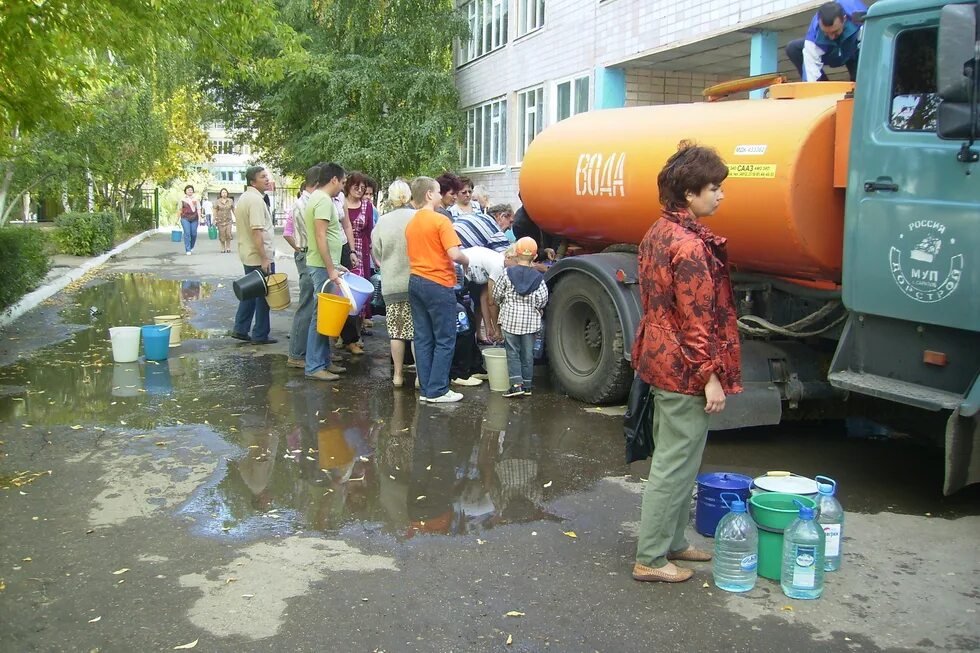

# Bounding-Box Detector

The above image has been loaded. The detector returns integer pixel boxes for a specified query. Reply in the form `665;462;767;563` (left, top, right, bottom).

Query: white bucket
154;315;183;347
109;326;141;363
481;347;509;392
750;471;819;499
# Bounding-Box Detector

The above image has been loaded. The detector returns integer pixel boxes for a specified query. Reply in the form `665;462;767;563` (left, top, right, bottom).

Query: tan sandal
667;547;712;562
632;562;694;583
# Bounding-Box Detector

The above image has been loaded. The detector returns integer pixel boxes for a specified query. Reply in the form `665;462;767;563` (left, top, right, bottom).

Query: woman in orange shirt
631;143;742;584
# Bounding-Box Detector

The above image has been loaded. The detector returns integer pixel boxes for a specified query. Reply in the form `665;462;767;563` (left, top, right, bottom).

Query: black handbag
623;374;654;464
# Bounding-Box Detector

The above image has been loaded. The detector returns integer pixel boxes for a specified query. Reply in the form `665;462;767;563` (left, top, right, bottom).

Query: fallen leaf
225;577;237;584
70;425;83;430
112;568;129;575
506;634;513;646
542;481;552;488
477;539;486;545
702;582;709;588
563;531;578;539
780;605;794;612
173;639;199;650
241;594;255;599
22;557;32;562
505;611;525;617
88;616;102;623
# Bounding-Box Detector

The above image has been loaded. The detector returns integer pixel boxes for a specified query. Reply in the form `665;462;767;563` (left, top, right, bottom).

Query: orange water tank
519;84;851;283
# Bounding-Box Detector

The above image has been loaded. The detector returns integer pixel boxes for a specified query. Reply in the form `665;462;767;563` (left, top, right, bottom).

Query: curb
0;228;162;330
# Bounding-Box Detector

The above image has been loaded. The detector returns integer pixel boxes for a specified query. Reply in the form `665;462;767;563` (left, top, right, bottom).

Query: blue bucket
695;472;753;537
141;324;171;361
144;361;173;395
171;229;182;242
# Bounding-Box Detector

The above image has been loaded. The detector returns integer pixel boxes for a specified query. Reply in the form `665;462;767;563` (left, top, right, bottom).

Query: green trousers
635;387;710;568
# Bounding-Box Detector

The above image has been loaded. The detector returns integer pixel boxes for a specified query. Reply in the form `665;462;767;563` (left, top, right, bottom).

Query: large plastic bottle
815;475;844;572
712;492;758;593
781;501;826;599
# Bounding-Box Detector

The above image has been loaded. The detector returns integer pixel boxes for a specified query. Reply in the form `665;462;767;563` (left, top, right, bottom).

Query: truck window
889;27;939;132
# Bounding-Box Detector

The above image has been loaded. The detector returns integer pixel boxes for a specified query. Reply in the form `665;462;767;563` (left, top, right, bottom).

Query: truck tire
546;272;633;404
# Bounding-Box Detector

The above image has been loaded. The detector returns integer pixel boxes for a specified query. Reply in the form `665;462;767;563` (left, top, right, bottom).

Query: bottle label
822;524;842;557
792;545;817;589
740;554;758;572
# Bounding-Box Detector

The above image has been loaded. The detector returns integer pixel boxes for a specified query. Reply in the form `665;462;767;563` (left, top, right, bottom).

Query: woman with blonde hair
372;179;418;386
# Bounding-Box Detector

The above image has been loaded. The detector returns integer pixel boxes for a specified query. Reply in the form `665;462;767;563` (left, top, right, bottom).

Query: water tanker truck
517;0;980;494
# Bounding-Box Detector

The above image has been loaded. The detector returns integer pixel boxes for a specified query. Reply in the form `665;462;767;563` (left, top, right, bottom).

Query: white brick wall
456;0;823;207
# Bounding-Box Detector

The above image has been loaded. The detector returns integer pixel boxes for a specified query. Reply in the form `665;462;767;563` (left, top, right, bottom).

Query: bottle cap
731;499;746;513
818;483;834;495
798;506;815;520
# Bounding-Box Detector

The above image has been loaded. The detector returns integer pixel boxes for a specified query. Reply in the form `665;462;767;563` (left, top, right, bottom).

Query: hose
737;300;847;338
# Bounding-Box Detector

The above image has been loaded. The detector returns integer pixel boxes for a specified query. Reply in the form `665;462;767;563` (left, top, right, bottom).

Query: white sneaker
452;376;484;387
427;390;463;403
185;251;192;256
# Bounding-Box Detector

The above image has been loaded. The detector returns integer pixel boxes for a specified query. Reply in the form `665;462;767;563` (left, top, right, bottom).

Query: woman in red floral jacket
632;143;742;584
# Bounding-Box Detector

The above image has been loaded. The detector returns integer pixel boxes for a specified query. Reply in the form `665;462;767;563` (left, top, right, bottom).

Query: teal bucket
141;324;171;361
171;229;182;242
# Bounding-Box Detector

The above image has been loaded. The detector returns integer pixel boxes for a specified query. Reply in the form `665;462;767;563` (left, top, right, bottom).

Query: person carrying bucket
231;167;278;345
303;162;350;382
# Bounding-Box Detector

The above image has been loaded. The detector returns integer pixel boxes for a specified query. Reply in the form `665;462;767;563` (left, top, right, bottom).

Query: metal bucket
266;273;291;310
154;315;183;347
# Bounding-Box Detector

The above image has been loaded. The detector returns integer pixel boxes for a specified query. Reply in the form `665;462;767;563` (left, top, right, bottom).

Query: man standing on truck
786;1;866;82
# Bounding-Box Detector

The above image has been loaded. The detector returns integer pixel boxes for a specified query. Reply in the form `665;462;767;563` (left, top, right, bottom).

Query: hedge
54;211;117;256
125;207;155;234
0;227;51;311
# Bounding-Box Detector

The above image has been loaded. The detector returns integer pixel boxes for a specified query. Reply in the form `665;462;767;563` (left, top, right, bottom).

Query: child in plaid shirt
491;237;549;397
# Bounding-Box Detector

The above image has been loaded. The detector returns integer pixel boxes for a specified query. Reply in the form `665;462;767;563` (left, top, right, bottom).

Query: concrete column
594;66;626;109
750;30;778;99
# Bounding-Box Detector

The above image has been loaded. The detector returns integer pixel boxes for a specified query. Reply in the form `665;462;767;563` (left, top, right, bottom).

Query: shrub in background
126;207;155;234
54;212;116;256
0;227;51;310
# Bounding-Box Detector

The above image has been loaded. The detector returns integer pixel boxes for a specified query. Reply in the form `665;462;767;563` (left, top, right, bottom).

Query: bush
126;207;155;234
0;227;51;311
54;211;117;256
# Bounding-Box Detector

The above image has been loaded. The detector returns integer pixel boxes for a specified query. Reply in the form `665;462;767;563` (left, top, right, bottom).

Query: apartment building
454;0;848;207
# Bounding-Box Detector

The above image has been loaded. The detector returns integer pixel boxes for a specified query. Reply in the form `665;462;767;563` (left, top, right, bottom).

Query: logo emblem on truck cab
889;220;963;303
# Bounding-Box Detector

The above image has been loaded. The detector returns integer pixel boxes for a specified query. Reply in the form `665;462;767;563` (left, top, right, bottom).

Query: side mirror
936;3;979;141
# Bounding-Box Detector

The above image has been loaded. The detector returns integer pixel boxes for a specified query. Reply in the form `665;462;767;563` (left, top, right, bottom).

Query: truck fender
544;252;642;360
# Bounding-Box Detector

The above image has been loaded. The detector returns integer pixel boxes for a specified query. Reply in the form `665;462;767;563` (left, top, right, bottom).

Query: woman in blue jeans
179;184;200;255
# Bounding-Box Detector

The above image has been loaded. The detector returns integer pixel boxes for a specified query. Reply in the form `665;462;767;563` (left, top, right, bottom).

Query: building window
555;75;590;122
516;0;544;37
517;86;544;162
460;0;508;65
464;97;507;169
209;139;238;155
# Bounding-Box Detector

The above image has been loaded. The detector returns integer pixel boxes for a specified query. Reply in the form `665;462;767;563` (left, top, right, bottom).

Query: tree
0;0;301;224
217;0;468;185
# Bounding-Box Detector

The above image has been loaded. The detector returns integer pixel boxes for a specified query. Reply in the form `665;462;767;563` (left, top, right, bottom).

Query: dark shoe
503;385;525;398
230;332;250;342
251;338;279;345
632;562;694;583
667;547;712;562
286;357;305;369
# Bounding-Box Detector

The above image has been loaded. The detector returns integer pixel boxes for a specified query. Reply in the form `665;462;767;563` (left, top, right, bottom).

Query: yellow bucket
154;314;183;347
317;292;351;336
266;273;290;311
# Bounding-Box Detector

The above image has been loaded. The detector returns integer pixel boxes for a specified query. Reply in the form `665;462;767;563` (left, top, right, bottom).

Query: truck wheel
546;273;633;404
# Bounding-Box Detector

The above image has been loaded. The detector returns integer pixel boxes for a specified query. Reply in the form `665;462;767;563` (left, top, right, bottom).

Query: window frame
886;26;939;134
463;96;508;171
458;0;509;67
517;85;545;163
516;0;545;38
553;73;591;123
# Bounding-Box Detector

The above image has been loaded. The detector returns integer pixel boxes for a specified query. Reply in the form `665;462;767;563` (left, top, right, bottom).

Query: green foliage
218;0;467;185
0;227;51;310
126;207;155;234
54;212;117;256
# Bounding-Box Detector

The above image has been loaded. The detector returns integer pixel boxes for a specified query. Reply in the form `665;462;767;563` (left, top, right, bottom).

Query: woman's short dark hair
458;176;473;191
364;175;378;193
657;142;728;211
184;184;194;192
219;188;229;197
436;172;461;195
343;171;367;194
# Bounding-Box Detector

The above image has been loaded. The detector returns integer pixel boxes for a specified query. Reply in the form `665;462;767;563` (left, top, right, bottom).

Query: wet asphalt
0;233;978;652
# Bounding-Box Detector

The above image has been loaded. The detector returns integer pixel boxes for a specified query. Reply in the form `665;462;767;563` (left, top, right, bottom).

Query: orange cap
515;236;538;257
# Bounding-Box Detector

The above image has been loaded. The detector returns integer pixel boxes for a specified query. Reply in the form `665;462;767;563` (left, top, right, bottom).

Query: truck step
828;370;963;411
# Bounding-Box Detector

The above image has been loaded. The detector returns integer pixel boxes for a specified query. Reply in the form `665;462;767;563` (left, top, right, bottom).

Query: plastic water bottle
712;492;758;592
816;475;844;572
455;303;469;334
781;501;825;599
